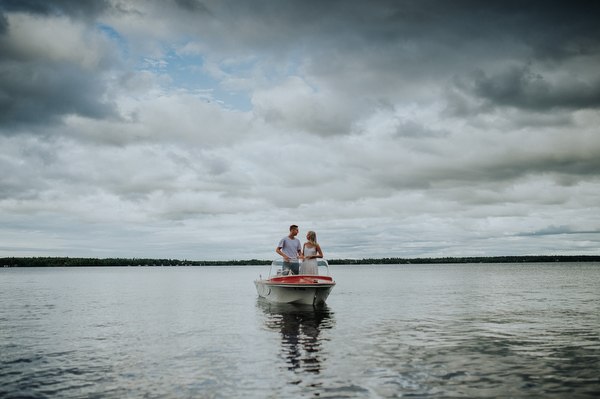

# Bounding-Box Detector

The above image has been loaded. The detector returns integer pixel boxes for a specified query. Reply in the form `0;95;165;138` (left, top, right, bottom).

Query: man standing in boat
276;225;304;274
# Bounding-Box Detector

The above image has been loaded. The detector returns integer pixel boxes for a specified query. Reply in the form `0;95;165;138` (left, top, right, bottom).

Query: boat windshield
269;259;331;278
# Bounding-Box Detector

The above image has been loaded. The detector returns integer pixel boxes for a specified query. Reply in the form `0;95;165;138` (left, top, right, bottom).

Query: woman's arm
315;243;323;258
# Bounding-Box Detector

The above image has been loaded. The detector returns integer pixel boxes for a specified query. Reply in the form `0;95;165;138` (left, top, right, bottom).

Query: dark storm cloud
427;3;591;67
173;0;211;14
0;0;110;20
0;11;7;34
427;148;600;188
518;225;600;237
0;0;121;131
198;0;600;63
394;120;449;139
0;63;119;129
456;66;600;112
372;0;600;61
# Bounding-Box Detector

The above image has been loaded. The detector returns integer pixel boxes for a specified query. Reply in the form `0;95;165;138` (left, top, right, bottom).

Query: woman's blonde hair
307;231;317;245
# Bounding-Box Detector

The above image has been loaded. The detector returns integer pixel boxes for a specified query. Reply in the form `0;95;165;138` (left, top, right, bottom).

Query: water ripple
1;264;599;398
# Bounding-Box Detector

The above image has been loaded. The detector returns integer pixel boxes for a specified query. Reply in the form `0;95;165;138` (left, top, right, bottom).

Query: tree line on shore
2;255;600;267
328;255;600;264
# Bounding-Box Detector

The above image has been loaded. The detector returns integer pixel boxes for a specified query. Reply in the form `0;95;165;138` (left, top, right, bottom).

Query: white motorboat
254;259;336;305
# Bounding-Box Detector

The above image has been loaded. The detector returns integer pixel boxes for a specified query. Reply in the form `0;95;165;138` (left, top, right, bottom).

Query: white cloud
252;76;362;136
1;13;116;70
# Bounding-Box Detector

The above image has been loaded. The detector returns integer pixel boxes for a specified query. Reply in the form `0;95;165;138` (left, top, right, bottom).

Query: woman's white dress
300;246;319;275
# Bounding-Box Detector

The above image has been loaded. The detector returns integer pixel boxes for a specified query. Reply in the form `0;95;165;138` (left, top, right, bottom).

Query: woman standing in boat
300;231;323;275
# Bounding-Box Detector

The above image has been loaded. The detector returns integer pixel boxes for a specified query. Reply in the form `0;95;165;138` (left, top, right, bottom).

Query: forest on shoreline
2;255;600;267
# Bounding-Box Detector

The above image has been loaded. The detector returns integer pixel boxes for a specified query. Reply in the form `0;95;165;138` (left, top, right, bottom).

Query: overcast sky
1;0;599;261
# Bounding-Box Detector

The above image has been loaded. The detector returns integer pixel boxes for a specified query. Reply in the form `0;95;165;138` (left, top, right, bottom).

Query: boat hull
254;275;335;305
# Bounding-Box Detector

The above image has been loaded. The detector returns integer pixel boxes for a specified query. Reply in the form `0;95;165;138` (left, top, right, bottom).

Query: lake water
1;263;599;398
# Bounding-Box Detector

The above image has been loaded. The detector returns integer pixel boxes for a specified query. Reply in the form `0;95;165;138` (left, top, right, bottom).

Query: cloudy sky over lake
1;0;599;261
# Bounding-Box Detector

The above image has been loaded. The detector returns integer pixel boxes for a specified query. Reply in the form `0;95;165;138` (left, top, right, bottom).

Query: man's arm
276;247;290;262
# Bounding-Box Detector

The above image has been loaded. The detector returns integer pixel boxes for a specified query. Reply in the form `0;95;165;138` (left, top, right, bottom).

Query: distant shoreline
2;255;600;267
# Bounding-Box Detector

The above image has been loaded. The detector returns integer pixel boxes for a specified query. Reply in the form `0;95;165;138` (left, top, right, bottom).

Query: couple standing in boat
276;225;323;275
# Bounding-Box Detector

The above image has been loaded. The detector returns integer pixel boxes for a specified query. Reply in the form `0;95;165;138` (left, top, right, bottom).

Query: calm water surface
1;263;599;398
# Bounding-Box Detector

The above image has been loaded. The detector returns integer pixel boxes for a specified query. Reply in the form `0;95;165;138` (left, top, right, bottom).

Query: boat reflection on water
257;299;335;374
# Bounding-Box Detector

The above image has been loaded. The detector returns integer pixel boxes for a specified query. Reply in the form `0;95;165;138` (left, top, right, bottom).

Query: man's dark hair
290;225;298;231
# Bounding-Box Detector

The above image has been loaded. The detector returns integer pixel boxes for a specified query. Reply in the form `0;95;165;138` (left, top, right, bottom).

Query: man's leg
282;261;299;275
289;262;299;275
